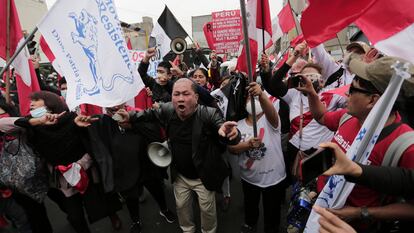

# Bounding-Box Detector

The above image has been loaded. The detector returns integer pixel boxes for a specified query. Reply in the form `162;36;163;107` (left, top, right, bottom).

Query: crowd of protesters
1;29;414;233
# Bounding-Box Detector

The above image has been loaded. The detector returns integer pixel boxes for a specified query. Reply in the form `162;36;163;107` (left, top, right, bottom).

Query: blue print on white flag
38;0;144;110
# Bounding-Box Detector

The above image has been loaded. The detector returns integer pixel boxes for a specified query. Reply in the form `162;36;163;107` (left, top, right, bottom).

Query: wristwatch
360;206;371;220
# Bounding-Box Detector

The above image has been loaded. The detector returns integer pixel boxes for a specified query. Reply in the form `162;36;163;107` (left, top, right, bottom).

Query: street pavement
2;155;288;233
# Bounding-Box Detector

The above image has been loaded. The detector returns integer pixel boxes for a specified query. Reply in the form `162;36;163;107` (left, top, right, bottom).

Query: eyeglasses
301;73;322;82
348;84;376;95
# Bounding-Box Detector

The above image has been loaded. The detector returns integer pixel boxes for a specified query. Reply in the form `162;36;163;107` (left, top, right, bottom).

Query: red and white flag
56;163;89;194
355;0;414;64
0;0;40;115
271;3;296;44
300;0;376;48
236;0;272;74
300;0;414;64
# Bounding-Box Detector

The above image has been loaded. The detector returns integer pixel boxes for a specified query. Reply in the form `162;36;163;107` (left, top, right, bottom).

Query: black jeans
0;197;32;233
122;178;168;222
241;179;284;233
13;192;53;233
64;193;91;233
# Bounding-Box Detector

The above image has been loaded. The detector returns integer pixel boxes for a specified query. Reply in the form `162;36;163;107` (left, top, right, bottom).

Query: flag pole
261;0;266;53
273;45;290;67
240;0;258;137
5;0;11;104
0;27;38;79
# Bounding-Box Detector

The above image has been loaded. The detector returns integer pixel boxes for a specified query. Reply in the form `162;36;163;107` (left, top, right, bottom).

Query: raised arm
261;43;306;98
138;48;157;87
296;76;327;125
311;44;342;82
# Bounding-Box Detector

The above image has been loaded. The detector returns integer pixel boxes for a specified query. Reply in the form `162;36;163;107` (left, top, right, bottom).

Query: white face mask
61;90;67;100
30;106;48;118
246;97;263;116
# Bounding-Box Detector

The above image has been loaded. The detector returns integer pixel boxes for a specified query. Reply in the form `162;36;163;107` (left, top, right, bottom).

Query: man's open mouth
178;105;185;111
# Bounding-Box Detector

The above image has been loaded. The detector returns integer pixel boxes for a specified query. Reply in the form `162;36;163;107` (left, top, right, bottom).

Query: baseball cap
349;55;414;97
346;41;371;54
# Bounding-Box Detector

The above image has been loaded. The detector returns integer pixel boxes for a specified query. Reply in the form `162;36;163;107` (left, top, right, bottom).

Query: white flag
38;0;144;110
304;62;412;232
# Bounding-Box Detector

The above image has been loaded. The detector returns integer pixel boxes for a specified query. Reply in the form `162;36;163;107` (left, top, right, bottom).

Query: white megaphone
147;141;172;167
170;37;187;54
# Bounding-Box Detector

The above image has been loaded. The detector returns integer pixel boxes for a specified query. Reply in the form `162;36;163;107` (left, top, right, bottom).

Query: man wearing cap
298;55;414;232
311;40;377;89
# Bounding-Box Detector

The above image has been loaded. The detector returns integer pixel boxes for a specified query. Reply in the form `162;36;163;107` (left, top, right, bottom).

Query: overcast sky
45;0;283;34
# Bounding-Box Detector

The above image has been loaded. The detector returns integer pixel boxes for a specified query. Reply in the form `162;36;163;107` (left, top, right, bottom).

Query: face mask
246;98;263;116
61;90;67;100
30;106;48;118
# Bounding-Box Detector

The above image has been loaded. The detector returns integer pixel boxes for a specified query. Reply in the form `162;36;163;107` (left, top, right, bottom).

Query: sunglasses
348;84;376;95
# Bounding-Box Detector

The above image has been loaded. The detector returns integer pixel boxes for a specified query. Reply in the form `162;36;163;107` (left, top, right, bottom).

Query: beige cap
349;55;414;97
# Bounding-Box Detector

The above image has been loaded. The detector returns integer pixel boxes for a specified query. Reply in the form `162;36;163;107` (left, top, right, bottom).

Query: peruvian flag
236;0;272;74
0;0;40;115
355;0;414;64
300;0;376;48
271;3;296;45
56;163;89;194
301;0;414;64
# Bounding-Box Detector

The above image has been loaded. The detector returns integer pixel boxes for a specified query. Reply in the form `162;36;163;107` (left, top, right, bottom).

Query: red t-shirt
318;109;414;207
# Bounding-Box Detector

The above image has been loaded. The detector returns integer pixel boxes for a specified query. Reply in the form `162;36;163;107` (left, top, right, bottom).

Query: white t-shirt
281;88;347;150
237;115;286;188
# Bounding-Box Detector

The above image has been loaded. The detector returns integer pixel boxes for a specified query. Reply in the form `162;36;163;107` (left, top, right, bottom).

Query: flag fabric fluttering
150;6;188;59
300;0;376;48
304;63;412;232
0;0;40;115
278;3;296;34
300;0;414;64
236;0;272;74
37;0;144;110
355;0;414;64
270;3;297;49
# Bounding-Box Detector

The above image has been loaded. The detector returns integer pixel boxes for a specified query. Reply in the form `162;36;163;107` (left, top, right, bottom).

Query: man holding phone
298;55;414;232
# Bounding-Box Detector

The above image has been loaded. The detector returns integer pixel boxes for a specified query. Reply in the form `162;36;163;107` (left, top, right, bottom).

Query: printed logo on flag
38;0;144;110
68;5;134;97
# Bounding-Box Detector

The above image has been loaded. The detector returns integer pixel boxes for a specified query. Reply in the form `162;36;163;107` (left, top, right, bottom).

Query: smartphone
300;148;334;185
288;75;304;88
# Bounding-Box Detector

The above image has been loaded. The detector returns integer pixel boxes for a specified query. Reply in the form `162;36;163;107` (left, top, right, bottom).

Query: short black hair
193;68;208;78
158;61;172;74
